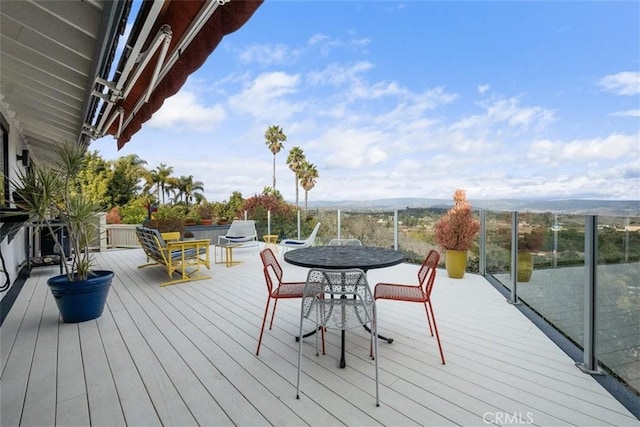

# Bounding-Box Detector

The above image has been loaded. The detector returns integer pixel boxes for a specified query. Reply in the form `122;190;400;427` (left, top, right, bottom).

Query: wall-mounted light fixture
16;149;30;167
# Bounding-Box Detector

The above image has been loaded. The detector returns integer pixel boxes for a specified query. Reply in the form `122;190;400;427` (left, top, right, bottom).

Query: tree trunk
272;154;276;189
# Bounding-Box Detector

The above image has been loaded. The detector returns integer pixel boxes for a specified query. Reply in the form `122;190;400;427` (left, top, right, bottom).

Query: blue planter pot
47;270;113;323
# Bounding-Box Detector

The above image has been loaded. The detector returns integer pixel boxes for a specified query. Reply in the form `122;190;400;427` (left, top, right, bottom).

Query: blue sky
92;1;640;204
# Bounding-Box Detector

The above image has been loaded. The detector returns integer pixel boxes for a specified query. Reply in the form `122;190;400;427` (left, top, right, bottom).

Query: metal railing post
394;210;398;250
508;211;520;305
479;210;486;276
337;209;341;240
577;215;603;375
624;217;630;263
553;213;558;268
297;210;301;240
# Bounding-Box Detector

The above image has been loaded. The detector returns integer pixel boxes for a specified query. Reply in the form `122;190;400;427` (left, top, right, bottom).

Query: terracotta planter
200;219;213;226
445;249;467;279
517;252;534;282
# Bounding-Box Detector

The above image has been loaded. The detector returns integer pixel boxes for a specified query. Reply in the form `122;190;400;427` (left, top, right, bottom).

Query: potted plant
11;141;113;323
184;212;199;226
196;202;215;226
434;189;480;278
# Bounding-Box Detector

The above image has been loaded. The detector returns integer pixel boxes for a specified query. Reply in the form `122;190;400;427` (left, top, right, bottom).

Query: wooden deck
1;245;637;426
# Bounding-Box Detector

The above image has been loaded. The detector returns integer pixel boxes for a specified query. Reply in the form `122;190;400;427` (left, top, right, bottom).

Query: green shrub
119;198;148;224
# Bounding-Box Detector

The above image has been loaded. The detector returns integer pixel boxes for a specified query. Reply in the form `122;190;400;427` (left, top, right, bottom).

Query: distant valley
305;198;640;216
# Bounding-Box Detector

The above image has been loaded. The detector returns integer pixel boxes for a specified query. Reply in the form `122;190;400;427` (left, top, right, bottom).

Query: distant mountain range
305;198;640;216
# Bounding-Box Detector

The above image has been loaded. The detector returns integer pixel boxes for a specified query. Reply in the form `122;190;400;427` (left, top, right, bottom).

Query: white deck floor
1;245;637;426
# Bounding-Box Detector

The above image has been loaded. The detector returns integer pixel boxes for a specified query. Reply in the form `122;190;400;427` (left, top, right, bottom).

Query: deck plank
0;269;51;427
95;295;161;426
56;322;90;426
20;278;58;427
101;263;199;426
79;320;126;426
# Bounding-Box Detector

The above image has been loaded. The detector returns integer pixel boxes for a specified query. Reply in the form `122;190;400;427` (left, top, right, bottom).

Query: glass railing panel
396;208;442;265
486;212;587;347
595;215;640;394
515;213;586;347
252;212;314;243
314;209;397;248
485;210;512;284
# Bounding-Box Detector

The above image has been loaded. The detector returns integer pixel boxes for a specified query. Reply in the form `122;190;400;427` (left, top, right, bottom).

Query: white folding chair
296;268;379;406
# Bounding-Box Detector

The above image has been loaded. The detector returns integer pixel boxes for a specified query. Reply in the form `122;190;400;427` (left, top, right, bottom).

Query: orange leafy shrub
435;189;480;251
106;206;122;224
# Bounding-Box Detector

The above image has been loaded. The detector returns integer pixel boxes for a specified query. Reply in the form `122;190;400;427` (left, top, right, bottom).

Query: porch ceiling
0;0;128;164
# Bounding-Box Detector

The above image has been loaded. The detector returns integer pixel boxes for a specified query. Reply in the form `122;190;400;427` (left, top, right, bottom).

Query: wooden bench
135;226;211;286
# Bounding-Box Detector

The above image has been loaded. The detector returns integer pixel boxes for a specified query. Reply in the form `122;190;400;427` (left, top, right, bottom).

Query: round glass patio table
284;245;405;367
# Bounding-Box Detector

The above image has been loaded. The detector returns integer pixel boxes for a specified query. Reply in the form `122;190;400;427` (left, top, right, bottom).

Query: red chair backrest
260;248;282;293
418;250;440;298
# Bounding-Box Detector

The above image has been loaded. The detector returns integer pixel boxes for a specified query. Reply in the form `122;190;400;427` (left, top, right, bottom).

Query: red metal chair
257;248;324;355
374;249;445;364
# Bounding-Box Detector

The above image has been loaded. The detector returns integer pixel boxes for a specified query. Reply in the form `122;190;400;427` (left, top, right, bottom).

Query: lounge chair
217;220;259;247
279;222;321;253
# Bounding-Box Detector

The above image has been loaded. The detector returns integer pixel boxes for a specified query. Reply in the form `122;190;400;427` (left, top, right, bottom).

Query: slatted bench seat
135;226;211;286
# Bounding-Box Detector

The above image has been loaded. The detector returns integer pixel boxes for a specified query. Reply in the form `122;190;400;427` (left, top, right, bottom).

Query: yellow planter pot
445;249;467;279
517;251;533;282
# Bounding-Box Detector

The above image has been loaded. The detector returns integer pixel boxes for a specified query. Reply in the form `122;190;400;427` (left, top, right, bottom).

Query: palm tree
165;176;180;203
264;125;286;190
178;175;204;208
299;160;318;217
151;163;173;204
286;146;305;210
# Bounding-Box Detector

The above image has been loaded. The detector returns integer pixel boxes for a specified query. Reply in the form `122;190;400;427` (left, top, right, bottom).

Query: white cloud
478;84;490;94
527;133;640;165
228;71;303;121
148;91;226;131
238;43;296;65
599;71;640;95
320;128;388;169
609;109;640;118
307;33;371;57
452;97;555;132
307;61;373;87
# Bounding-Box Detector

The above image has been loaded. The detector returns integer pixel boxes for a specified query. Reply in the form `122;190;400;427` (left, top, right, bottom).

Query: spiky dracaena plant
12;142;102;281
435;189;480;251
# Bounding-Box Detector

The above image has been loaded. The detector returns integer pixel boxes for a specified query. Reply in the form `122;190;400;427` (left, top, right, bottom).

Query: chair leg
423;302;435;336
269;298;279;329
256;297;272;355
372;310;379;407
426;301;446;365
296;301;306;400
